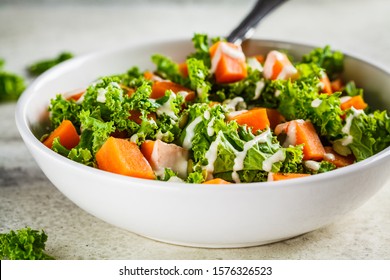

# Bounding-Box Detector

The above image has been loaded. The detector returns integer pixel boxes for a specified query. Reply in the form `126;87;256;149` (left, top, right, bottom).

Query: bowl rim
15;36;390;191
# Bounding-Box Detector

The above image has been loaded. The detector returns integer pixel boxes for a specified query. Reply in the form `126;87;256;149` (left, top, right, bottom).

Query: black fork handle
227;0;289;44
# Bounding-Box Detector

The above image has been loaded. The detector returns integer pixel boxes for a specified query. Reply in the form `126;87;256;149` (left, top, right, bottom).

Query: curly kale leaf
186;57;211;102
343;109;390;161
302;45;344;79
79;110;115;154
186;171;205;183
151;54;188;85
344;81;364;97
278;79;343;139
0;227;54;260
188;33;212;68
212;66;263;103
0;60;26;102
49;94;81;129
27;52;74;76
181;104;302;183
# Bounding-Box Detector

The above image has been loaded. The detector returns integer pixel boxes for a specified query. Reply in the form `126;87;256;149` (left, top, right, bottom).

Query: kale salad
41;34;390;184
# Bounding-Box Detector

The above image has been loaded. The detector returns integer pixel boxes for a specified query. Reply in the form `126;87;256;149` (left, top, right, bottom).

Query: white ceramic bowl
15;38;390;248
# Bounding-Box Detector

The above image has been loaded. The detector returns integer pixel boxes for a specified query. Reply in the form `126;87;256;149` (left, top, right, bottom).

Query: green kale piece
27;52;74;76
151;54;188;85
49;94;81;128
79;110;115;155
0;227;54;260
186;171;205;183
188;33;211;68
51;137;70;156
344;81;364;97
277;78;343;139
302;45;344;79
213;66;263;102
186;57;211;102
342;109;390;161
161;168;179;181
181;103;303;183
0;59;26;102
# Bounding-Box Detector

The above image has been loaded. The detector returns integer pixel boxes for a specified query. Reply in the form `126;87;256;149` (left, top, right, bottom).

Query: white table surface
1;0;390;259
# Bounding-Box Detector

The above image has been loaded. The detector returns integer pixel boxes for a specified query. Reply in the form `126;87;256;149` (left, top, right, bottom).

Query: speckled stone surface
1;0;390;260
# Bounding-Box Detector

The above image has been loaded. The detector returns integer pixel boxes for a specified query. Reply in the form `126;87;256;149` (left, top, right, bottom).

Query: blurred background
2;0;389;77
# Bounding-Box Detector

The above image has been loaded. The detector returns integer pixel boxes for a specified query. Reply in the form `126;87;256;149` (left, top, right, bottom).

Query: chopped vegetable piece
203;178;231;184
254;54;265;64
151;81;195;101
324;146;355;167
43;119;80;149
263;50;298;80
320;72;332;94
340;95;368;111
141;139;188;178
276;120;325;160
229;108;270;132
265;108;285;129
96;137;155;179
331;78;343;92
143;71;156;81
271;172;310;181
140;140;155;163
178;62;188;77
66;90;85;101
209;41;247;83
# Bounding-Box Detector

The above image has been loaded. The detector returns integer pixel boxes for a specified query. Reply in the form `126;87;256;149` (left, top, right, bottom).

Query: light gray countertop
1;0;390;259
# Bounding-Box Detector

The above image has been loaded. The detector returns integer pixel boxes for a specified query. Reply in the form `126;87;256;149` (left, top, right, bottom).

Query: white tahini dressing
247;57;263;72
203;110;211;120
204;131;224;178
304;160;321;171
253;80;265;100
210;42;245;74
324;153;336;161
232;129;272;183
263;50;297;80
129;134;138;143
224;97;245;111
262;149;286;172
227;110;248;119
207;117;216;137
156;93;178;120
341;108;364;146
311;98;322;108
167;176;185;183
282;121;297;147
277;64;297;80
267;172;274;182
96;88;107;103
340;96;352;104
177;90;189;99
182;116;203;149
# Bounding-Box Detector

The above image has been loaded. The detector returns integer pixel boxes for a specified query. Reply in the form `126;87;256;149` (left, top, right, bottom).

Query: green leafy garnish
27;52;74;76
0;59;26;102
0;227;54;260
302;45;344;79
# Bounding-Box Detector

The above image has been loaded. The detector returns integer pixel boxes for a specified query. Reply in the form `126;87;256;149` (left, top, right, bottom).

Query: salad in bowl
40;34;390;184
